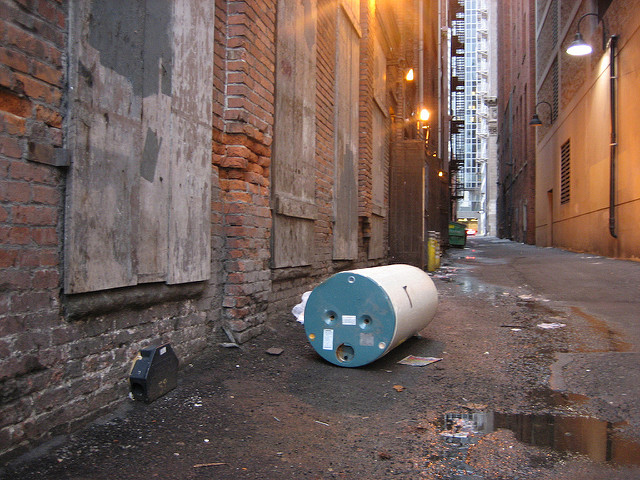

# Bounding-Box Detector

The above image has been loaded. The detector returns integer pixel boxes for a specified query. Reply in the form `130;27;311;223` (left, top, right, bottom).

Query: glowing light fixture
405;68;414;81
419;108;430;121
566;12;608;56
566;31;593;56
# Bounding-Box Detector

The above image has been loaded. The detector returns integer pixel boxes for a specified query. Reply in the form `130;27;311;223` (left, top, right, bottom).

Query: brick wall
1;0;416;461
212;0;275;343
0;0;225;461
496;0;536;244
1;0;67;458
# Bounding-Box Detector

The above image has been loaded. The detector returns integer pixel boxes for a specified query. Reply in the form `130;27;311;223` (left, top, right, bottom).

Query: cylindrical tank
303;264;438;367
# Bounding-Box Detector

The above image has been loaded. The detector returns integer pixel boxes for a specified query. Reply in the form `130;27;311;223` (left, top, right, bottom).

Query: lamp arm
575;12;608;51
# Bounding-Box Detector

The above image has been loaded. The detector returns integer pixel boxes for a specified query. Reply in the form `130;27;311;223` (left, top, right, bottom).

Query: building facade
496;0;537;244
533;0;640;259
0;0;449;460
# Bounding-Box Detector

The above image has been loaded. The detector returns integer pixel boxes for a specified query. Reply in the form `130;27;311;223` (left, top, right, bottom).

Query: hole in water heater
336;344;355;363
324;310;337;325
359;315;372;329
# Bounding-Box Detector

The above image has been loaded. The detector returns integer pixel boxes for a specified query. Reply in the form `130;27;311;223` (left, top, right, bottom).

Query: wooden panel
368;214;385;259
167;0;214;284
372;104;386;211
272;0;317;268
65;0;213;293
333;8;359;260
137;0;173;282
389;141;425;267
64;1;144;293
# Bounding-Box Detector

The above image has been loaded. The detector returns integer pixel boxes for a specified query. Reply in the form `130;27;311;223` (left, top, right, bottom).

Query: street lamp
529;101;553;127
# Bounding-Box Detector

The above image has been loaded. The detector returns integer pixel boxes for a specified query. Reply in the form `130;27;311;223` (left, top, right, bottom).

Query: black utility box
129;343;179;403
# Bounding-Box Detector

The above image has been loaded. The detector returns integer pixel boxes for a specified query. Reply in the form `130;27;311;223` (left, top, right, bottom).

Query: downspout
437;0;442;160
419;0;424;109
609;35;618;238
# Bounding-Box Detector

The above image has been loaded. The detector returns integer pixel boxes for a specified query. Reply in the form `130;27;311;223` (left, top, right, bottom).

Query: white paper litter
537;322;566;329
292;291;311;324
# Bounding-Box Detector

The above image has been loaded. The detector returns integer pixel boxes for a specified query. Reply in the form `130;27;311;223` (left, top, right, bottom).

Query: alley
2;237;639;479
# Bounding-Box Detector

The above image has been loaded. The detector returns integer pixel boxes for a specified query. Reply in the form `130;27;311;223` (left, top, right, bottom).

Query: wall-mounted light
566;12;608;56
419;108;430;122
405;68;414;81
529;101;553;127
565;12;619;238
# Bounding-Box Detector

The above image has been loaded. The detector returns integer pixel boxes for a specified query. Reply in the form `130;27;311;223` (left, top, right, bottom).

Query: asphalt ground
2;237;640;479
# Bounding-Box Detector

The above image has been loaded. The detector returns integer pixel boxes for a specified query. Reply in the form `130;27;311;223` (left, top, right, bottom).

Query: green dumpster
448;222;467;248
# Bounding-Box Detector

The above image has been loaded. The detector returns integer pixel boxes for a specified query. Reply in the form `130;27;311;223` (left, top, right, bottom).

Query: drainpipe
609;35;618;238
419;0;424;110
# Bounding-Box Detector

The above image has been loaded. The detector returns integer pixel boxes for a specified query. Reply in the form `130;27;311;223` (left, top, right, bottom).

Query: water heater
304;264;438;367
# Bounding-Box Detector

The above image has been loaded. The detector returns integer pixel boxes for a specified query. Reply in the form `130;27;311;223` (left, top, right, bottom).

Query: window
560;139;571;204
65;0;214;293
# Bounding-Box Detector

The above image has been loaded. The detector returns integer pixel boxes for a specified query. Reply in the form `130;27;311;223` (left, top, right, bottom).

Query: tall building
450;0;495;234
496;0;536;244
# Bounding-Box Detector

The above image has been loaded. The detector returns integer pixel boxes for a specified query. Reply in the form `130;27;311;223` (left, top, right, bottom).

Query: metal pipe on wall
609;35;618;238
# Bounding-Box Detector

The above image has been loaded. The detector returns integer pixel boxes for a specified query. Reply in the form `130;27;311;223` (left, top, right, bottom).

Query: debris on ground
537;322;566;329
292;291;312;324
265;347;284;356
398;355;443;366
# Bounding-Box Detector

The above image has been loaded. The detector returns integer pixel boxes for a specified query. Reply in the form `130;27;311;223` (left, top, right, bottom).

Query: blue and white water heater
304;264;438;367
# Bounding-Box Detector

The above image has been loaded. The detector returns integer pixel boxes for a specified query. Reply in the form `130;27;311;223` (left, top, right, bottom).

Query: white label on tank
360;333;374;346
323;329;334;350
342;315;357;326
159;346;167;355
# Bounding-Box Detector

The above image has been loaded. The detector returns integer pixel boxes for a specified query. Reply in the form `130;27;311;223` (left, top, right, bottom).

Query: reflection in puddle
456;276;509;302
441;411;640;466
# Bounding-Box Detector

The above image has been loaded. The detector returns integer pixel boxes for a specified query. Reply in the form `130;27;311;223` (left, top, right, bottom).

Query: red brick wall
0;0;416;461
0;0;67;457
0;0;223;461
212;0;275;342
497;0;536;244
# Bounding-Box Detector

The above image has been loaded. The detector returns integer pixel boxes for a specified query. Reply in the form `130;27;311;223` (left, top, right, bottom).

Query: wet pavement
2;237;640;479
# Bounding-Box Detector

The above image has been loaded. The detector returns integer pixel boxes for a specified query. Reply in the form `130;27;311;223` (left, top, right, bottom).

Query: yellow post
427;237;436;272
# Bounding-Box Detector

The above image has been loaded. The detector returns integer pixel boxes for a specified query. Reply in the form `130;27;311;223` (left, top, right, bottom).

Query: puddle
455;276;510;302
439;411;640;466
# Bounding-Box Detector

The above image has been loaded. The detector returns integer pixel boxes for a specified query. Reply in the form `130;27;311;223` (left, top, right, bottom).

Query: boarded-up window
369;37;387;259
64;0;214;293
333;1;360;260
272;0;317;268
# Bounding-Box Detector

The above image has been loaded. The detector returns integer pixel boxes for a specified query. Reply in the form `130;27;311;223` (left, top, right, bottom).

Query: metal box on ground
129;343;179;403
304;264;438;367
